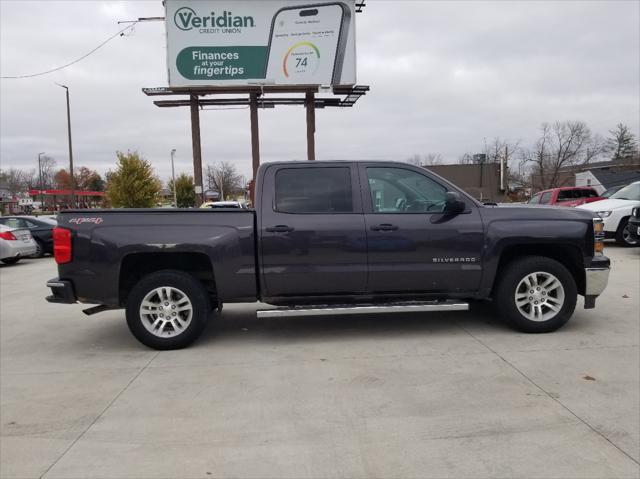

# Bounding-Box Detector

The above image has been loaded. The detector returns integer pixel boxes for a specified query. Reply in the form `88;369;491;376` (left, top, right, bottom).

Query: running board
257;301;468;318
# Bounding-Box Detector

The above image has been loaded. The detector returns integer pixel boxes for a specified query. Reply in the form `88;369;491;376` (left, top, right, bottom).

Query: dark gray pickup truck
47;161;610;349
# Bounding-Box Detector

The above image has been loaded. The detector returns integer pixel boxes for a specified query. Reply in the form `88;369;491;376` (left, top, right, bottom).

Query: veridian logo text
174;7;255;31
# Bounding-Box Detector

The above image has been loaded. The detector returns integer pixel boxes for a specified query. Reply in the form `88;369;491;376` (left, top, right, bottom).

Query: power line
1;22;138;79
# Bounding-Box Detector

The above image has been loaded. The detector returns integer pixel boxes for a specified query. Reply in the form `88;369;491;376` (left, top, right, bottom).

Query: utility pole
38;152;45;210
305;91;316;161
170;149;177;207
56;83;75;207
189;95;204;206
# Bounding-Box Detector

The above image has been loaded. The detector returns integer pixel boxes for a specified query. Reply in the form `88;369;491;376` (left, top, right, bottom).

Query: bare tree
483;137;521;165
0;168;37;195
606;123;639;161
458;138;520;167
39;155;57;188
406;153;443;166
457;153;474;164
528;121;605;190
205;161;242;200
406;154;422;166
423;153;443;165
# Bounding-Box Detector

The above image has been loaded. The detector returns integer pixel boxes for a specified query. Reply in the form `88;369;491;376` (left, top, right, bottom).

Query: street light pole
170;149;177;207
56;83;75;208
38;152;45;210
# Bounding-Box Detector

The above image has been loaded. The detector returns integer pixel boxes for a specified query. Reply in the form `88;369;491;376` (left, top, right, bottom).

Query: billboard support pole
305;91;316;161
249;93;261;180
189;94;204;206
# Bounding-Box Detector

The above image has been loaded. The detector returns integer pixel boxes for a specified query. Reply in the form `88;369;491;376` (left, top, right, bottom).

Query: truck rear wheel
495;256;577;333
126;270;210;350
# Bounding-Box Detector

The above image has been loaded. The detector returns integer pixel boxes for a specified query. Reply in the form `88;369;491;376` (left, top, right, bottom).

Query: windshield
610;183;640;201
603;186;622;198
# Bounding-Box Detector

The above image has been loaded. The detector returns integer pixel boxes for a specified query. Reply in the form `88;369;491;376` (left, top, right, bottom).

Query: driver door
359;164;485;294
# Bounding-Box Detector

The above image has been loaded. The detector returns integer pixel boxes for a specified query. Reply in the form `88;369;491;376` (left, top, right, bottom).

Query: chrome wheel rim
515;272;565;322
139;286;193;338
623;225;637;245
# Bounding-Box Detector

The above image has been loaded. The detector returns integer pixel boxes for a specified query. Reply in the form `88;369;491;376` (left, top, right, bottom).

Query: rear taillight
0;231;17;241
53;227;72;264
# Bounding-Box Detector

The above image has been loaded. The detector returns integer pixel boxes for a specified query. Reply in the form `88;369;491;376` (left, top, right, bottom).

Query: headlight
597;211;612;218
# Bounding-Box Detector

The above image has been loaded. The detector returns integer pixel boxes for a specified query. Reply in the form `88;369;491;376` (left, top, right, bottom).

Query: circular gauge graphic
282;42;320;78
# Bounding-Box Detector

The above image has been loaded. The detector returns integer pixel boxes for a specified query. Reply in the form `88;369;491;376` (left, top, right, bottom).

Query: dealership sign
165;0;357;87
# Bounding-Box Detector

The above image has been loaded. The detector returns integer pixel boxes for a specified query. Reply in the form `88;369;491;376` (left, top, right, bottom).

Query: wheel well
493;244;586;296
617;216;631;232
119;252;216;306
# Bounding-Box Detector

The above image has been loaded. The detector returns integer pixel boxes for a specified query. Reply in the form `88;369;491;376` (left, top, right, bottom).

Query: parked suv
578;181;640;246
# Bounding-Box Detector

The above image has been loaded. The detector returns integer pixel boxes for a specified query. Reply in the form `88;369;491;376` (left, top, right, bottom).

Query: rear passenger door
259;164;367;298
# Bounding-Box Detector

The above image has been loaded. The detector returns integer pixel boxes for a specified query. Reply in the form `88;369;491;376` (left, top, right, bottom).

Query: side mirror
444;191;466;214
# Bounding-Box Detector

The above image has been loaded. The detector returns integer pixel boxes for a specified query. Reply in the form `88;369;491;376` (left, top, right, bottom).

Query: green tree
106;152;161;208
168;173;196;208
607;123;639;161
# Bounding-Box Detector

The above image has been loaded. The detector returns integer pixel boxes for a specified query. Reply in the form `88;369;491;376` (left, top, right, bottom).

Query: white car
578;181;640;247
0;224;38;265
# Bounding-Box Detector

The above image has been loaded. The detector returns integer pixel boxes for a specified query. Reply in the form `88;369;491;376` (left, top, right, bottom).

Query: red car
528;187;605;207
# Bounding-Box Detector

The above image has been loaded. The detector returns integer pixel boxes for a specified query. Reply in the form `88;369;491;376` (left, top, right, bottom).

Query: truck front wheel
495;256;577;333
126;270;210;350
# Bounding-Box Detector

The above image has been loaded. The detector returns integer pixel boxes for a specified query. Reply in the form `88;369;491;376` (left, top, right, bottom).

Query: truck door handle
266;225;295;233
371;224;398;232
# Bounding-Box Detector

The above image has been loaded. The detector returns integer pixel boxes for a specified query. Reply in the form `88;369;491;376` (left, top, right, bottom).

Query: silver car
0;224;37;265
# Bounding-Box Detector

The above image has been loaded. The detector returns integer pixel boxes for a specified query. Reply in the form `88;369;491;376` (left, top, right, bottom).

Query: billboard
165;0;357;87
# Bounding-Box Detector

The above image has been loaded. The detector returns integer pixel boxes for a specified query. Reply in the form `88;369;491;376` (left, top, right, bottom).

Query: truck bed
56;209;257;306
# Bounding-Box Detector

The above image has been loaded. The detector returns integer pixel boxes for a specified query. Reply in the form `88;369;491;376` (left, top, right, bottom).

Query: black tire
1;257;20;265
30;240;45;258
126;270;211;350
494;256;577;333
615;218;638;247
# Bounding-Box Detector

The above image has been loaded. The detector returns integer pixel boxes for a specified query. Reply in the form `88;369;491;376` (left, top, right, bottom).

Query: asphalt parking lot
1;246;639;479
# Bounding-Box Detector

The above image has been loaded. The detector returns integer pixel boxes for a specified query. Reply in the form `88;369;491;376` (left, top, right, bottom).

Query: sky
1;0;639;183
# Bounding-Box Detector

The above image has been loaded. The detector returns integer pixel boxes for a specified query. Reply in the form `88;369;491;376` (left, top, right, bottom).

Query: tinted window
367;167;447;213
275;167;353;213
558;189;598;200
540;191;553;204
528;194;541;204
